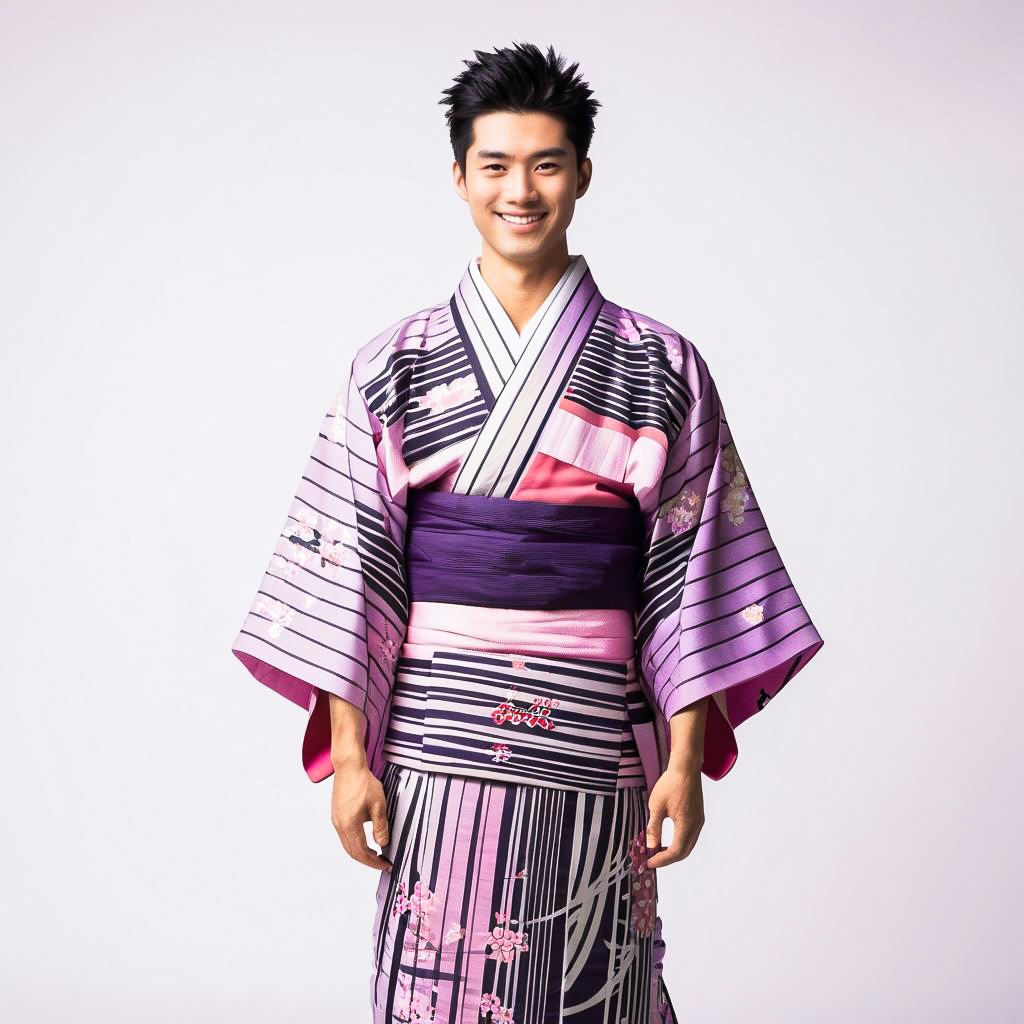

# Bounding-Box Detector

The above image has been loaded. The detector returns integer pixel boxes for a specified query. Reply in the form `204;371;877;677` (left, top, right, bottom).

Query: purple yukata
231;253;824;1023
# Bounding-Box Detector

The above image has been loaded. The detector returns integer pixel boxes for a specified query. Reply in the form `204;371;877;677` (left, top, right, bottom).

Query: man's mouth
496;212;547;224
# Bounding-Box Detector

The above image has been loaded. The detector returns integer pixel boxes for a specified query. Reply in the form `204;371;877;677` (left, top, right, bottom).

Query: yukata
230;253;825;1024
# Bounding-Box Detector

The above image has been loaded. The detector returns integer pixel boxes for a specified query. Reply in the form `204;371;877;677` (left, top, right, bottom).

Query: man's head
440;42;600;266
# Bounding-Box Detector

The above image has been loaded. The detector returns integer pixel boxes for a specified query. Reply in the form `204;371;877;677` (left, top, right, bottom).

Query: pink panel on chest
512;453;636;506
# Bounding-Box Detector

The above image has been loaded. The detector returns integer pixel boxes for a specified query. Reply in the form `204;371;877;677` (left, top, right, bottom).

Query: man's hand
644;762;704;869
330;757;392;871
644;694;709;869
326;691;391;871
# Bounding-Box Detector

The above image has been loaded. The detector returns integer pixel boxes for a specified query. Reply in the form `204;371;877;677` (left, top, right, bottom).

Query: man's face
454;110;592;265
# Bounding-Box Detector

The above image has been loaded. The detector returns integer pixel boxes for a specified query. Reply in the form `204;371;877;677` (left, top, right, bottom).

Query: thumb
370;796;390;848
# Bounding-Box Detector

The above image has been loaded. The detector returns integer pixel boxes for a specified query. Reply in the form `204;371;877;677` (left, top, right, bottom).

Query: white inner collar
468;254;587;356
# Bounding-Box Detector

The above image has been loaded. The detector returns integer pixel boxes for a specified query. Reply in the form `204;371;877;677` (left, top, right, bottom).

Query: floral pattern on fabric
722;441;751;525
268;505;355;585
392;968;437;1022
416;374;480;415
376;619;397;671
373;765;676;1023
741;602;765;625
665;338;683;373
661;489;702;534
393;879;440;962
485;911;530;963
627;831;657;936
479;992;516;1023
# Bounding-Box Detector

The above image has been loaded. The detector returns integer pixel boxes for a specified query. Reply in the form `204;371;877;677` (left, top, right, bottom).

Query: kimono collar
451;254;602;391
447;253;607;496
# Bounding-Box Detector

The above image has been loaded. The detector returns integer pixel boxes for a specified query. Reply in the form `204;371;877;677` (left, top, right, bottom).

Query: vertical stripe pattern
370;763;678;1024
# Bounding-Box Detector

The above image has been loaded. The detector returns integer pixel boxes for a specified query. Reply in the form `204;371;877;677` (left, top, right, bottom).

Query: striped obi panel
382;490;657;795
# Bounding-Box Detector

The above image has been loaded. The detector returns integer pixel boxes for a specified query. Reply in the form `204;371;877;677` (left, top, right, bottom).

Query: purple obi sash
404;490;645;611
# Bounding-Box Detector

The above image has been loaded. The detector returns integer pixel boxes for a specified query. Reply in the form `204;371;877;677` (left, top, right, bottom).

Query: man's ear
576;157;593;199
453;160;469;202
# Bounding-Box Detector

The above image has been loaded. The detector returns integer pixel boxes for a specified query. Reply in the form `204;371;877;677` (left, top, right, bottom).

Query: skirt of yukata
370;642;678;1024
369;761;679;1024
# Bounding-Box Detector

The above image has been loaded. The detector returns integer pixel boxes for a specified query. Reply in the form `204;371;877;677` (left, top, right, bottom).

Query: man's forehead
469;113;572;158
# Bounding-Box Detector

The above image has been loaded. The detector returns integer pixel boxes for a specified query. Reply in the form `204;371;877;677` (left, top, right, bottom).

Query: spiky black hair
439;41;601;175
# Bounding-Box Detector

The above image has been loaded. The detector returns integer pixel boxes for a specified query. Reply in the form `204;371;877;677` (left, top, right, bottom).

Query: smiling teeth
500;213;544;223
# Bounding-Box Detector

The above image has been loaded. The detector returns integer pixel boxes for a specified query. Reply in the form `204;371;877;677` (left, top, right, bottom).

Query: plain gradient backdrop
2;1;1021;1020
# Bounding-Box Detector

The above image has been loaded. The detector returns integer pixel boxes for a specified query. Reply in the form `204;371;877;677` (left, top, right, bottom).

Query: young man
231;41;823;1023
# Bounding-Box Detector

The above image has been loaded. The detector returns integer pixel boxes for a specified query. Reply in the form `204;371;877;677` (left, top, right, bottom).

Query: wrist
330;739;368;772
666;753;703;776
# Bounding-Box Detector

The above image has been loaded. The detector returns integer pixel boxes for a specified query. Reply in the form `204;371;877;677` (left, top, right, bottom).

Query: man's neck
477;245;572;334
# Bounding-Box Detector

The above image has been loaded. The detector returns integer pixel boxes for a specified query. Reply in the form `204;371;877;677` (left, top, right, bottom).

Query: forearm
328;691;369;771
668;695;709;773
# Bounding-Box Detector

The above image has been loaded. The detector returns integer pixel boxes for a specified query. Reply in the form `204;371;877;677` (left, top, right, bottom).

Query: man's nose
504;170;540;204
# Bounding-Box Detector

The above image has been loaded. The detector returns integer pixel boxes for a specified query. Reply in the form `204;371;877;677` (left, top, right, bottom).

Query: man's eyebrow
474;147;569;160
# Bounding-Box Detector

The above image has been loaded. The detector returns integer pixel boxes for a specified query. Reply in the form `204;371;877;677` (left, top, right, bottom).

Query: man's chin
482;234;558;264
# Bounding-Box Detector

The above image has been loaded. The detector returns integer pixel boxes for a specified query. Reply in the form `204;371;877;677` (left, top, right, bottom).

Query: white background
2;1;1021;1020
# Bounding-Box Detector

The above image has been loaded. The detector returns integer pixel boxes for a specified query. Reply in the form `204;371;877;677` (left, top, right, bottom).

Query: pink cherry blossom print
266;551;298;581
255;598;294;640
328;412;348;445
291;508;319;543
663;489;702;534
627;831;657;936
417;374;480;415
480;993;501;1014
479;992;516;1023
486;911;530;963
393;969;437;1022
741;602;765;625
376;620;397;670
722;442;751;525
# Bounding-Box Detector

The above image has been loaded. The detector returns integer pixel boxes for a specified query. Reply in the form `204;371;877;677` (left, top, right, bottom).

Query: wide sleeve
634;345;824;781
230;356;409;783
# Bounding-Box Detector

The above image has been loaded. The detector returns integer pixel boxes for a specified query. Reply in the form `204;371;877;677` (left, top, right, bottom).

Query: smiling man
231;41;824;1023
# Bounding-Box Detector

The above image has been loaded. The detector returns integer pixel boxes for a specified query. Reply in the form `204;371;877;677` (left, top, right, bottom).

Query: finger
647;816;689;869
342;825;392;871
679;816;704;859
370;796;390;848
645;806;665;852
646;839;684;870
646;841;680;869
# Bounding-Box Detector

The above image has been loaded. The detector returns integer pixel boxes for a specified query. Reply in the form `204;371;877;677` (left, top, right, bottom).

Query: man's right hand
330;756;392;871
326;692;392;871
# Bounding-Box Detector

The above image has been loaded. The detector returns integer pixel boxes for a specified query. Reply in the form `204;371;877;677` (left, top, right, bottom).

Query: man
231;41;823;1023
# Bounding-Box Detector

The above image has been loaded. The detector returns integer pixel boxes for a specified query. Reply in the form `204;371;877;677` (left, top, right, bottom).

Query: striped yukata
231;253;825;1023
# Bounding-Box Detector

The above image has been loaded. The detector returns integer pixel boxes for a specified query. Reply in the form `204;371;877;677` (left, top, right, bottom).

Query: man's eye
537;163;559;170
484;164;505;171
